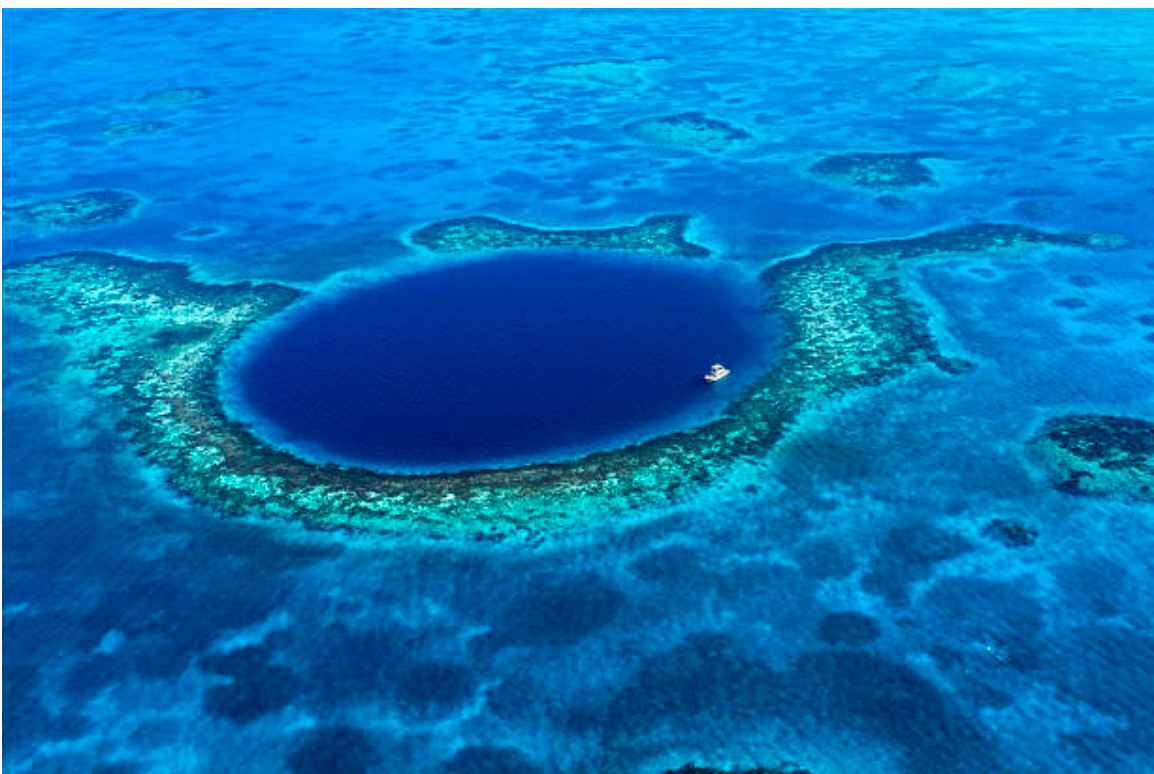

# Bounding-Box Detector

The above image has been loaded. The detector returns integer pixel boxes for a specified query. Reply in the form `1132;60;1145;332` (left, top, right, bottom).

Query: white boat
703;363;731;383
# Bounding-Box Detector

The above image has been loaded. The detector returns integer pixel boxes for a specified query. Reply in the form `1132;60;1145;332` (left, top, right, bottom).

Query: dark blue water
231;251;776;470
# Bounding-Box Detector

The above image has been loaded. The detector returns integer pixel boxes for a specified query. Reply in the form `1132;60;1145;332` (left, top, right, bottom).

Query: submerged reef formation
532;56;670;87
3;221;1125;539
624;112;753;153
808;152;945;190
140;86;214;105
1036;414;1154;500
3;189;140;229
410;214;709;257
981;518;1039;548
887;62;1020;101
102;120;172;140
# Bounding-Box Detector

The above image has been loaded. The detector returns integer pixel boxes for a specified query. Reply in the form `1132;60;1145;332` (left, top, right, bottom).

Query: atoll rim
1;217;1127;540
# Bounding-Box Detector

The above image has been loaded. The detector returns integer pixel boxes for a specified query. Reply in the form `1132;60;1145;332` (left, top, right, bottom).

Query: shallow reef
624;112;753;153
531;56;670;87
102;120;172;140
887;62;1018;100
410;214;709;257
3;189;140;229
808;152;945;190
1036;414;1154;500
981;518;1039;548
139;86;214;105
2;219;1126;539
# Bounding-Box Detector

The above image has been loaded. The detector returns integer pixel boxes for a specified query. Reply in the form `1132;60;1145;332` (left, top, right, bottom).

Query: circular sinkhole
223;250;780;473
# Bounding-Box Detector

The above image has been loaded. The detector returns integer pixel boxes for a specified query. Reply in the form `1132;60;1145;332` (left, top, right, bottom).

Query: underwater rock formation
816;611;882;647
887;61;1019;101
532;56;670;87
102;120;172;140
410;214;709;257
808;151;945;190
2;221;1126;539
1036;414;1154;500
624;112;753;153
4;190;140;229
981;518;1039;548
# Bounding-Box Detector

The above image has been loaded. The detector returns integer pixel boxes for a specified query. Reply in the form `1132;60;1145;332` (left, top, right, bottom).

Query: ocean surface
4;9;1154;774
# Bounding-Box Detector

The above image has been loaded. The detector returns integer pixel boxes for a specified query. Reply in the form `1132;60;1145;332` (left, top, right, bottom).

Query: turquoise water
4;9;1154;774
227;252;776;473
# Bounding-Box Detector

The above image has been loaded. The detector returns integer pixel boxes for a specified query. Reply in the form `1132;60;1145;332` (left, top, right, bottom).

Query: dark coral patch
980;518;1038;548
929;354;976;374
202;665;299;724
92;763;141;774
443;745;540;774
411;214;708;257
300;623;411;708
861;523;971;606
4;190;139;229
286;725;381;774
632;544;716;590
394;660;477;712
1052;297;1090;309
472;573;625;653
603;632;787;742
1136;312;1154;327
789;650;1003;773
624;112;753;153
794;537;857;580
808;151;945;190
816;611;882;647
200;645;301;725
1036;414;1154;500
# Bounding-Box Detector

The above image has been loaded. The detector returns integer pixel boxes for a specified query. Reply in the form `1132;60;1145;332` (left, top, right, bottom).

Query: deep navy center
230;251;778;472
